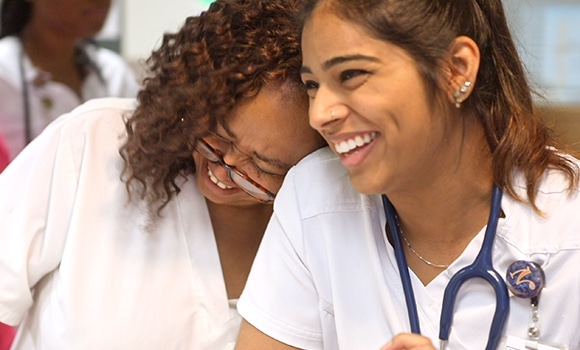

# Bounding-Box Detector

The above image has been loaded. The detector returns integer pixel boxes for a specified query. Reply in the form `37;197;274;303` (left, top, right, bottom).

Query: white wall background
504;0;580;105
99;0;578;104
121;0;212;62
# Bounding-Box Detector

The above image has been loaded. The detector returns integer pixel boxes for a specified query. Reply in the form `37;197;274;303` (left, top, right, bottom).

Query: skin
380;333;436;350
236;6;492;350
20;0;112;97
193;82;324;299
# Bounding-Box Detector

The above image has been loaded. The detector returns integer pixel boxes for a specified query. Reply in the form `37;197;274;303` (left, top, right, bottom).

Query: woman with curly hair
0;0;325;348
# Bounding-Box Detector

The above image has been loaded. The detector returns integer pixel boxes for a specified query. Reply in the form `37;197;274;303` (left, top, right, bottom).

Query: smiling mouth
207;166;233;190
333;132;377;155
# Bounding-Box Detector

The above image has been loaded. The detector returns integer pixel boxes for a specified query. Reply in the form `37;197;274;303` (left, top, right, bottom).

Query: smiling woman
0;0;325;349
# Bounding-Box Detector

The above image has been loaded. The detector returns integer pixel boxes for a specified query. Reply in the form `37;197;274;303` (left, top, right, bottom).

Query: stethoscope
381;185;509;350
18;38;105;144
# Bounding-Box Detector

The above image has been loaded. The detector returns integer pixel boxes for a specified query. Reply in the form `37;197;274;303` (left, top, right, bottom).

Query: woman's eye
248;161;284;178
340;69;367;82
303;80;319;97
256;165;283;177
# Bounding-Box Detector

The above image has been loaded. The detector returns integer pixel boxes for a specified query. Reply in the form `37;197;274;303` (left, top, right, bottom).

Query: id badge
502;335;568;350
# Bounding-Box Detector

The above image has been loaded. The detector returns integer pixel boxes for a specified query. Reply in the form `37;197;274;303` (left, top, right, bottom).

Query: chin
206;195;267;208
349;174;382;196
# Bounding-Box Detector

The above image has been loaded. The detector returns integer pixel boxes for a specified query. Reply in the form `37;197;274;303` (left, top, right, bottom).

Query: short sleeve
237;172;324;350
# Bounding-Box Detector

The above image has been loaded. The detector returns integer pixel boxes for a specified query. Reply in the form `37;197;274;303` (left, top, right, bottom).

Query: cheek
192;153;204;172
264;177;285;194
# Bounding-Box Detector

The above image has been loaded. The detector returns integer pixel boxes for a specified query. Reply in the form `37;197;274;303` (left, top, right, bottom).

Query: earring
454;81;472;108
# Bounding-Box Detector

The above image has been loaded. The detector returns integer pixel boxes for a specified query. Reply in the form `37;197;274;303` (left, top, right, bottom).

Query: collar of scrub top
381;184;509;350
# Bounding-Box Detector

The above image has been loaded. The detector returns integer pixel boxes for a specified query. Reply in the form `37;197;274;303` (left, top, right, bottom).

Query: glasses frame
195;139;276;203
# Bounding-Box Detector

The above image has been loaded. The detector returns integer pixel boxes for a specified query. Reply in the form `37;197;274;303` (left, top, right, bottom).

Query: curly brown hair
120;0;306;215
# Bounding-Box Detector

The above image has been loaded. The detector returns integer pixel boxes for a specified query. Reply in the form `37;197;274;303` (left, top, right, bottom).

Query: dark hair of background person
299;0;579;213
0;0;32;38
120;0;306;214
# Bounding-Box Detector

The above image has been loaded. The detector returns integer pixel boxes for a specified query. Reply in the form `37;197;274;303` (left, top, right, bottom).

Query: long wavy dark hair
0;0;32;38
300;0;579;212
120;0;305;214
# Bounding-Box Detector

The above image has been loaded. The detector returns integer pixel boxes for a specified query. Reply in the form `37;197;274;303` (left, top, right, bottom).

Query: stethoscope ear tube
382;194;422;334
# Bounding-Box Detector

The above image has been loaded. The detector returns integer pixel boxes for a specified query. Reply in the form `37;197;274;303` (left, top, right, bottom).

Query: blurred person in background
0;0;140;160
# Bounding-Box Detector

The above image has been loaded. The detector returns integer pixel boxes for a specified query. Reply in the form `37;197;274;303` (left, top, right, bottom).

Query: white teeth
334;132;376;154
207;166;233;189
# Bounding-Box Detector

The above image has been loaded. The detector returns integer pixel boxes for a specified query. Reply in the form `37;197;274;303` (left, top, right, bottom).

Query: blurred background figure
0;0;140;160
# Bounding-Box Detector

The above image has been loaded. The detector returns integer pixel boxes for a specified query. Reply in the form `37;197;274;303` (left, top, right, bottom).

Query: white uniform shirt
0;36;140;160
238;147;580;349
0;98;240;350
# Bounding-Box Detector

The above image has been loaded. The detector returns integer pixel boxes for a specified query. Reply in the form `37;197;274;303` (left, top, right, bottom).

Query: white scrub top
238;147;580;349
0;36;140;160
0;98;240;350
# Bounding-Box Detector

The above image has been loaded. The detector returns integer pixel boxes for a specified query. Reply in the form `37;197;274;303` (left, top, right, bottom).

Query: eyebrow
300;54;381;74
221;123;293;172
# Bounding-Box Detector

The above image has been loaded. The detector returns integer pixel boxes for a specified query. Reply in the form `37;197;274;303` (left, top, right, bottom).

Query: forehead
301;9;385;66
225;84;307;139
222;83;318;165
302;12;421;83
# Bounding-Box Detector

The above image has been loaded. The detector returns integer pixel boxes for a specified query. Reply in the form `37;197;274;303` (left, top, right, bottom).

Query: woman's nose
309;85;345;131
220;148;239;169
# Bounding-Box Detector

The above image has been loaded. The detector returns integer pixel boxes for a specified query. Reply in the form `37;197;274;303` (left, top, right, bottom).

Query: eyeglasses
195;139;276;203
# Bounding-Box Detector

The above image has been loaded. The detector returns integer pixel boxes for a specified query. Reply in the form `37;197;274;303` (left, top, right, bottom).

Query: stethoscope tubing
438;185;509;350
382;194;422;334
18;43;32;143
382;185;509;349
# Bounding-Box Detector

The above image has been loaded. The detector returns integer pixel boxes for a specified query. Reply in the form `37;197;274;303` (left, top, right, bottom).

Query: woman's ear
444;36;480;108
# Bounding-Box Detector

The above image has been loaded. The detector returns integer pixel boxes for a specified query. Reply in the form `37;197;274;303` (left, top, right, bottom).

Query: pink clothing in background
0;322;16;350
0;133;9;172
0;135;12;350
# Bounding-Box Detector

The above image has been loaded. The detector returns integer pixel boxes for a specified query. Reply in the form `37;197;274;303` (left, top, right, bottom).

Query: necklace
400;231;450;269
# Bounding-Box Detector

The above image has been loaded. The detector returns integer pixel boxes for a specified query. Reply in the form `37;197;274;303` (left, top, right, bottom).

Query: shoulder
67;96;137;115
503;156;580;252
0;36;21;85
39;97;137;151
85;44;140;96
0;36;19;58
530;154;580;216
85;44;138;81
274;147;378;221
87;44;132;69
3;97;138;195
54;97;136;127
